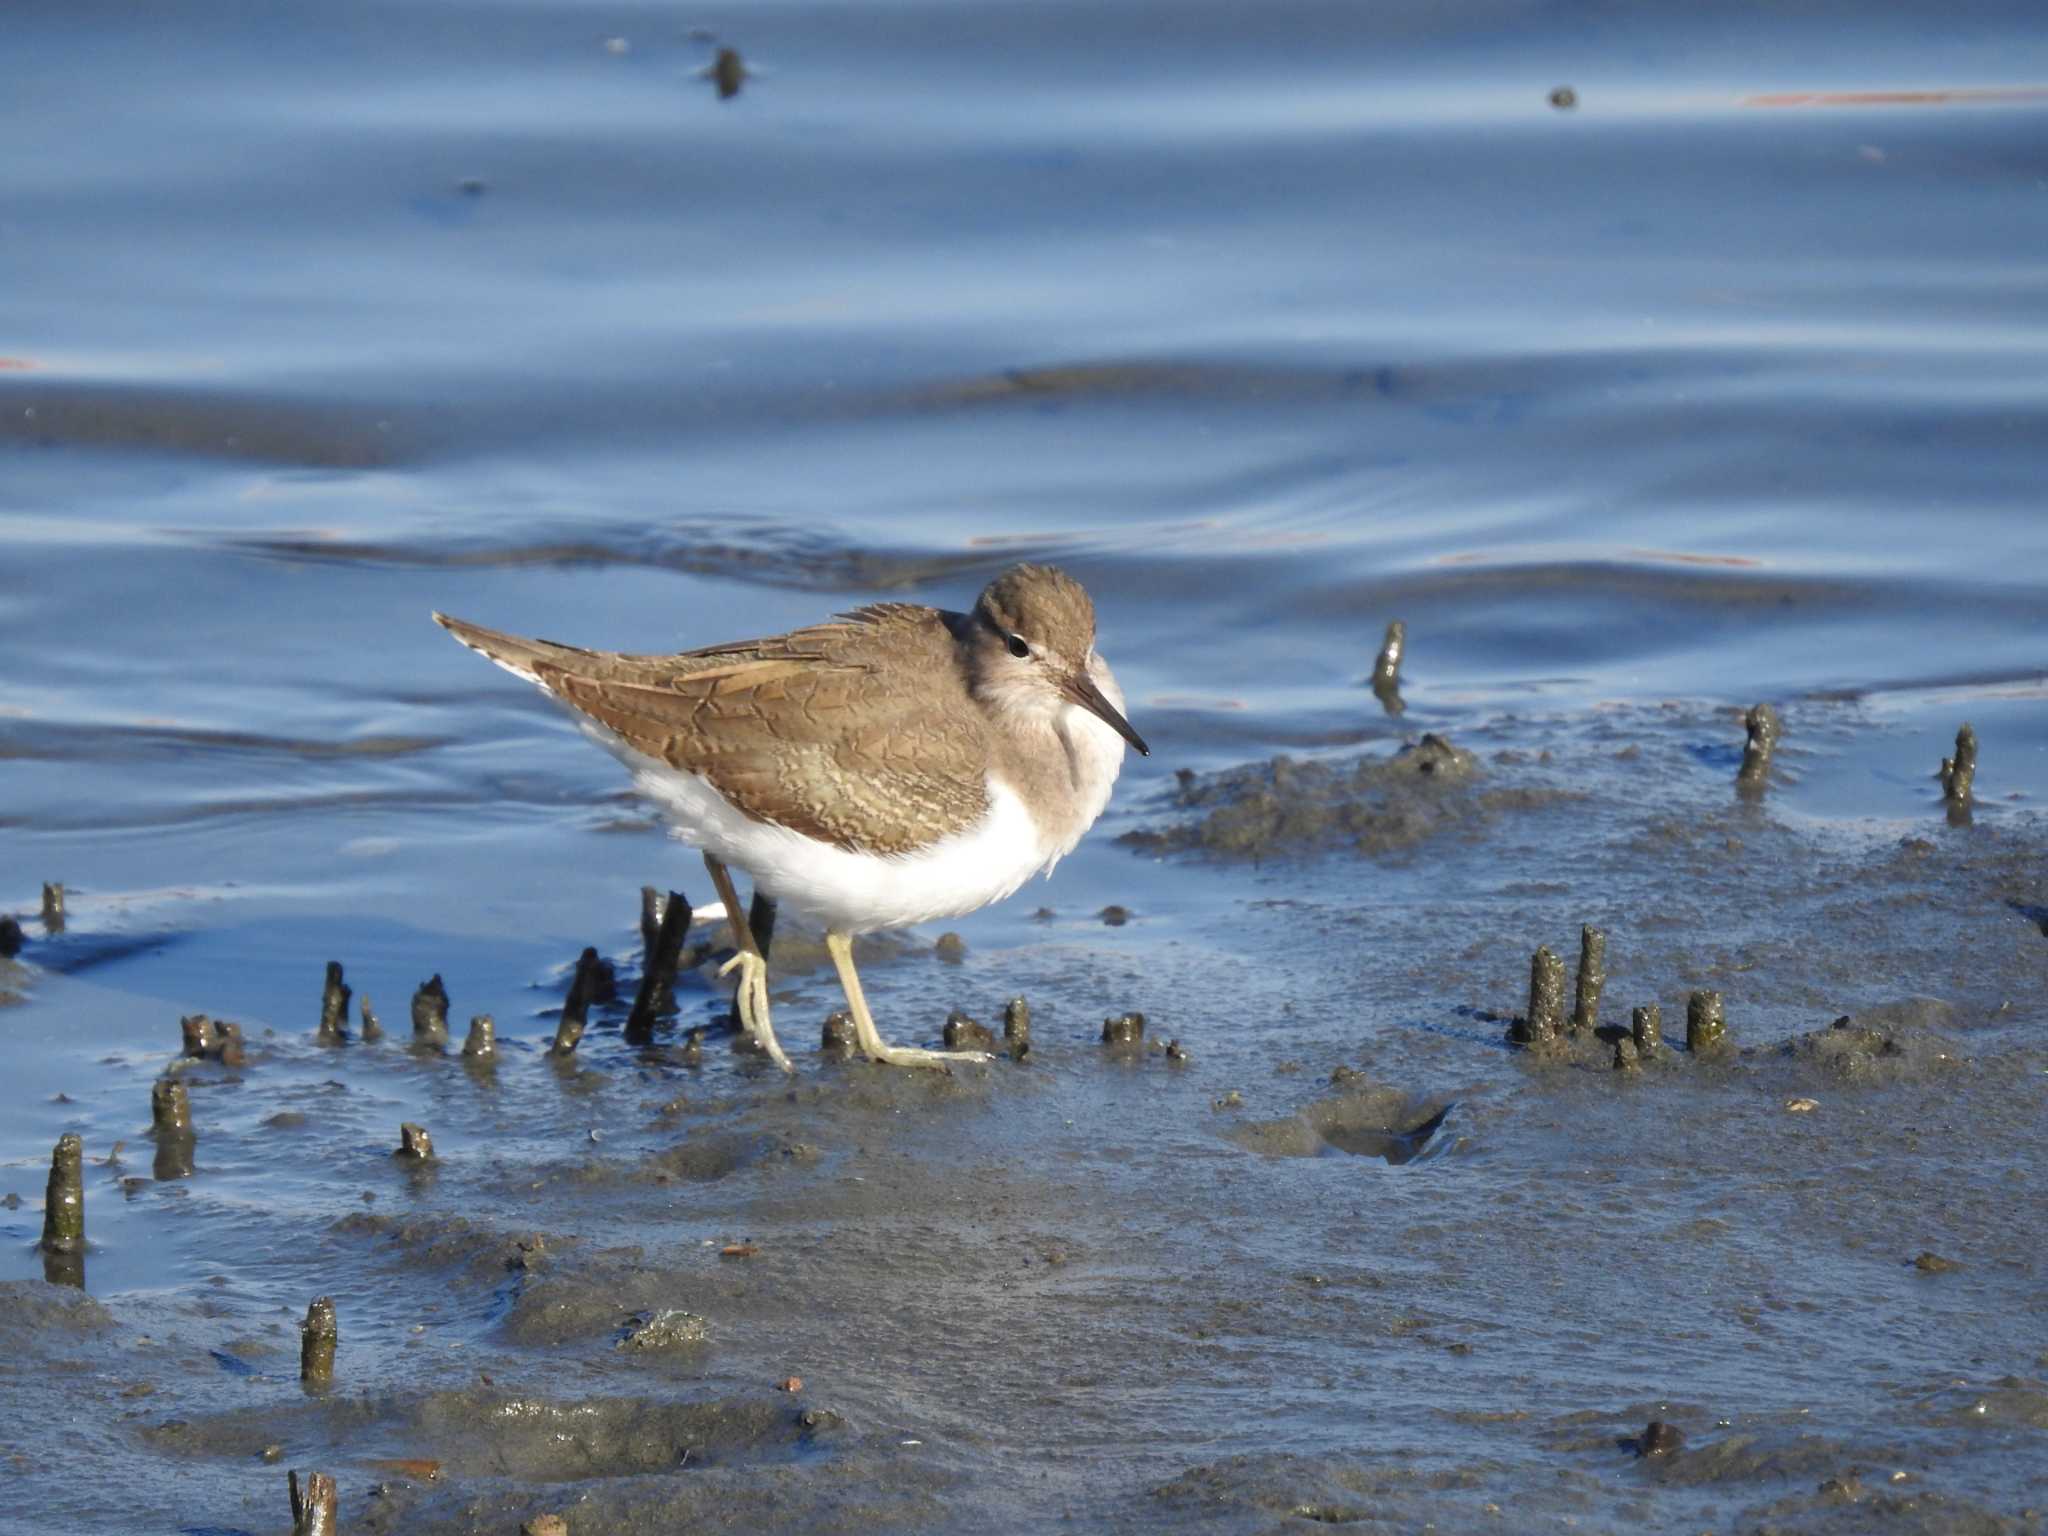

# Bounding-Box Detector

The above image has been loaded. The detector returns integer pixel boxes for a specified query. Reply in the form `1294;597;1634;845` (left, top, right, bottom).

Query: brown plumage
434;600;997;856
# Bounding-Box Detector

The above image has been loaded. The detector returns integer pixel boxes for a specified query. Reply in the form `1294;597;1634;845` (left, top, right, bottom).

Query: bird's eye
1006;633;1031;660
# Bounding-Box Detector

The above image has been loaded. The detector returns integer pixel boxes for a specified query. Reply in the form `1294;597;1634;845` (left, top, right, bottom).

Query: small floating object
1786;1097;1819;1113
1549;85;1578;110
705;45;748;99
721;1242;759;1259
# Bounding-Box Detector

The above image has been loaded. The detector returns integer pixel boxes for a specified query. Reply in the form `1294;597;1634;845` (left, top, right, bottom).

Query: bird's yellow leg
824;930;991;1069
703;854;792;1073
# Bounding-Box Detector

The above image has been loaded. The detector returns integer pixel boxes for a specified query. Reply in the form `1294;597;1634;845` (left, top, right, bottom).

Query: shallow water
4;0;2047;1531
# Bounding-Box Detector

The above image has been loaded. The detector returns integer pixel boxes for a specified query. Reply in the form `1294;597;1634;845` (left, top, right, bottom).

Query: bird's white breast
607;730;1051;934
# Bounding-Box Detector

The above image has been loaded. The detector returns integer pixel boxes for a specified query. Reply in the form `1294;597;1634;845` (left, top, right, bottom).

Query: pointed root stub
1631;1003;1663;1056
40;1133;85;1254
1101;1012;1146;1047
1613;1036;1641;1072
300;1296;338;1385
462;1014;496;1060
151;1077;192;1136
1512;946;1566;1046
358;995;382;1043
1938;722;1978;804
1569;926;1607;1034
395;1122;435;1160
1686;991;1728;1055
1737;703;1781;790
943;1010;997;1052
554;946;610;1055
627;889;692;1041
317;961;351;1044
41;882;65;933
411;974;450;1047
821;1011;856;1054
1371;620;1406;715
289;1469;339;1536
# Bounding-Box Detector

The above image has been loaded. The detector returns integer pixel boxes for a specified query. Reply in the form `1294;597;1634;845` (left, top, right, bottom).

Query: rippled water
4;1;2047;1531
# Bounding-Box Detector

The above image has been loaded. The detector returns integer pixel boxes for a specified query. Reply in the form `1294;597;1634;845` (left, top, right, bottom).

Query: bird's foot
868;1044;994;1070
717;950;793;1073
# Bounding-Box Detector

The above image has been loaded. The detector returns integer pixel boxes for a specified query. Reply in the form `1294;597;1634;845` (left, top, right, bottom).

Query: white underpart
608;731;1051;933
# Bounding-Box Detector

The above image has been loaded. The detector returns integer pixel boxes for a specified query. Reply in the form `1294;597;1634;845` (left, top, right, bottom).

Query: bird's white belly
609;737;1052;934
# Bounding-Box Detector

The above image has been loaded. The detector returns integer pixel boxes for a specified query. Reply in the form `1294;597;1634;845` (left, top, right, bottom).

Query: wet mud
3;696;2047;1534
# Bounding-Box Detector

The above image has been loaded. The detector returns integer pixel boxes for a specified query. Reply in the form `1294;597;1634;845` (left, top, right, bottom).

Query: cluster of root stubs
1938;722;1978;812
626;887;692;1044
1099;1008;1185;1060
1737;702;1780;792
181;1012;247;1065
1371;618;1406;716
1508;927;1732;1066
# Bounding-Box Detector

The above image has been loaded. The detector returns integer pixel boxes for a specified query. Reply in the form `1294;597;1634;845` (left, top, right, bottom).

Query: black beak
1065;672;1149;756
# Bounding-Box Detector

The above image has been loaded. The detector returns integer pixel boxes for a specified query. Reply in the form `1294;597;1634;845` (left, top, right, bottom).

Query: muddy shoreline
5;698;2045;1533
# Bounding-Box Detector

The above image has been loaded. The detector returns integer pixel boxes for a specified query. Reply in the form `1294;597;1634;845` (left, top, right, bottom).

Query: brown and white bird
433;563;1146;1070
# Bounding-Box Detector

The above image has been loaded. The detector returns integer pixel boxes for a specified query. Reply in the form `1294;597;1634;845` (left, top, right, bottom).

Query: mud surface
4;695;2046;1533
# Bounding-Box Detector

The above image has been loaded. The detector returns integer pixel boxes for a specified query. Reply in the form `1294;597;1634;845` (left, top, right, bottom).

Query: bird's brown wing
434;604;992;855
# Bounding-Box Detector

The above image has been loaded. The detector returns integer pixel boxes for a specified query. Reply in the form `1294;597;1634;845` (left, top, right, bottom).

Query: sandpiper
434;563;1147;1070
